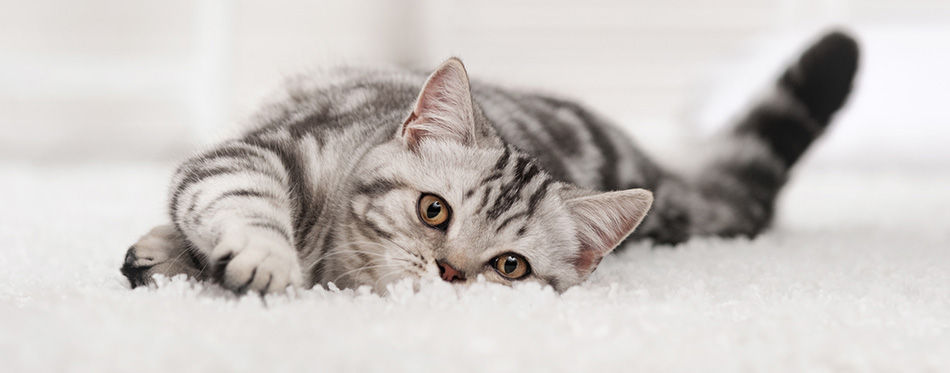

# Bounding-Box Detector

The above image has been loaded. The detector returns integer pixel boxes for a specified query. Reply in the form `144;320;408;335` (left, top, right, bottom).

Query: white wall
0;0;947;165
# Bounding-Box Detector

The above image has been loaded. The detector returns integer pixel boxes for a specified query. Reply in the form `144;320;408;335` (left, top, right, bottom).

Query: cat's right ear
400;57;478;150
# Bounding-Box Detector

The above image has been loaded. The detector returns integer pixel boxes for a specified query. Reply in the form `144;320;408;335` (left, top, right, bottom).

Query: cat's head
339;58;653;293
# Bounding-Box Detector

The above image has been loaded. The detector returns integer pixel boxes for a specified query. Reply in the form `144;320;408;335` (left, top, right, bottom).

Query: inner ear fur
401;57;477;149
566;188;653;275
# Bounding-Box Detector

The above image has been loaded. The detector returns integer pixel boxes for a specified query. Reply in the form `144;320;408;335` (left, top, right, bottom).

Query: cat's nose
436;260;464;282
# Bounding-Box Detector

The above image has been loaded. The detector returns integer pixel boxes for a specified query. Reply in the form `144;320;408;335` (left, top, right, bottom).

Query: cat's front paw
210;232;303;294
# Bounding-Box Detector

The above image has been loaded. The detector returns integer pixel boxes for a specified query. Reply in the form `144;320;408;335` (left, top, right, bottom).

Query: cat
121;31;859;295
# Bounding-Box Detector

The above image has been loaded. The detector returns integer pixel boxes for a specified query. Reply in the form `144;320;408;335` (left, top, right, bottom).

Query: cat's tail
636;30;859;244
735;30;859;168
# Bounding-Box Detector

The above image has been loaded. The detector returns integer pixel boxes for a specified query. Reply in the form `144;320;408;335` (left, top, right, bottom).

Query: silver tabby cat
121;31;859;294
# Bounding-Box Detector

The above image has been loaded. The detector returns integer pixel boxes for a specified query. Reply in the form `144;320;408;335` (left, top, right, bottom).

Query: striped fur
121;31;859;294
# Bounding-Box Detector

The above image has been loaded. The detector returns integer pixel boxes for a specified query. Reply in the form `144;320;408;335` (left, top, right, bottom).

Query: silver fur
121;31;859;294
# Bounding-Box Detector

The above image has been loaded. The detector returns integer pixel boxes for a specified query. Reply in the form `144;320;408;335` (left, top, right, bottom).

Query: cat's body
122;31;859;294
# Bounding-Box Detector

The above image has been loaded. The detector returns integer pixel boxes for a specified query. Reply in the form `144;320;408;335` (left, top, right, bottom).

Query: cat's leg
169;138;305;294
121;224;208;288
634;31;859;244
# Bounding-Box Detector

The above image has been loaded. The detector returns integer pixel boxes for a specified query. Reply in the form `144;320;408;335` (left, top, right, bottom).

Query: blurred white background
1;0;948;167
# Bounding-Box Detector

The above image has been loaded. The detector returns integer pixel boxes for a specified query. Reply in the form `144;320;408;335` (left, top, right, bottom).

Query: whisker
373;268;414;293
345;254;412;286
304;240;420;275
302;243;388;272
162;244;191;278
376;236;420;259
303;248;413;278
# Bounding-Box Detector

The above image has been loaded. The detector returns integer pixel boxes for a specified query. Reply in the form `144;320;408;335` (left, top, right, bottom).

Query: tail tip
782;29;861;124
802;30;860;78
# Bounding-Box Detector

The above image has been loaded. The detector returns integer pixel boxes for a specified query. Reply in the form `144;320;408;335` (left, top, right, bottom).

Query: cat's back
246;66;426;138
248;65;651;191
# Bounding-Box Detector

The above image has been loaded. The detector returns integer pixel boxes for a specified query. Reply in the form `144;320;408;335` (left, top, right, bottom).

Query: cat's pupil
503;256;518;273
426;202;441;219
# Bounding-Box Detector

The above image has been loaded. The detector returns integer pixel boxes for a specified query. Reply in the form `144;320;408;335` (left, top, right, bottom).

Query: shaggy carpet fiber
1;162;948;372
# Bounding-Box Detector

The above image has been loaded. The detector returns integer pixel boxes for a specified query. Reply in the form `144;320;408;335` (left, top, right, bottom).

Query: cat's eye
490;253;530;279
418;194;450;229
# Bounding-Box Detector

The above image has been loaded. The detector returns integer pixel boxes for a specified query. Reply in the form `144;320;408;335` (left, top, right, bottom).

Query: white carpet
1;162;948;372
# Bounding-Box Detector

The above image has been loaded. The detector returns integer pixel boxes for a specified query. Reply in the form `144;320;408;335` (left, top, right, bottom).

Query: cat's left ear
401;57;478;150
566;188;653;276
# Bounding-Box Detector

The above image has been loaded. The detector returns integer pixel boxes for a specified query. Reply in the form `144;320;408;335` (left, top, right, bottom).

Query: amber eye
491;253;530;279
418;194;450;229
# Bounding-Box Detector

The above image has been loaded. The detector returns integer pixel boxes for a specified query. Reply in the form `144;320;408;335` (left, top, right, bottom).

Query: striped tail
701;30;859;235
735;30;860;168
636;30;860;245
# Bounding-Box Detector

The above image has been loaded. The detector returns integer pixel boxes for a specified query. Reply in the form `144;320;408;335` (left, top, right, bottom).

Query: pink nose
437;260;464;282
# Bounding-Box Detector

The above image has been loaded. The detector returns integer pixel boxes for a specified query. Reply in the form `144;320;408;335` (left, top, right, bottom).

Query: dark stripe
189;144;272;170
187;166;239;187
192;188;285;227
171;166;231;220
242;137;323;249
528;99;583;157
481;172;503;184
486;157;540;220
496;94;574;181
520;163;539;185
534;97;621;190
184;190;203;223
169;143;279;221
485;186;514;220
220;189;279;200
576;112;620;190
177;166;282;220
477;186;493;214
207;156;287;182
513;157;530;179
495;212;527;233
494;177;552;233
479;147;512;184
361;217;394;240
355;178;407;197
526;178;554;216
494;147;511;171
735;106;819;167
247;220;293;245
